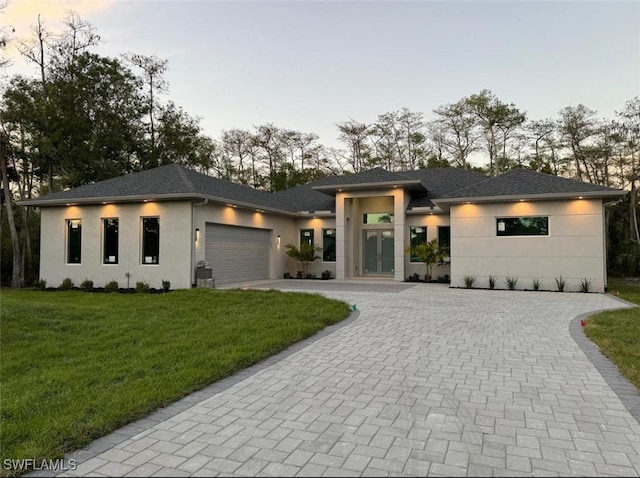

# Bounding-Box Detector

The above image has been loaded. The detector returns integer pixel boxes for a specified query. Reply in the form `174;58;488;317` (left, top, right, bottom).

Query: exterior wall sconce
195;228;200;243
277;235;281;248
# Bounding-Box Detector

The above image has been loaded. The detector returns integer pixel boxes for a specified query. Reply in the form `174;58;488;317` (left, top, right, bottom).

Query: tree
124;53;168;169
558;104;599;182
405;238;448;282
336;119;371;173
284;242;322;278
431;100;479;169
466;89;526;175
0;128;23;287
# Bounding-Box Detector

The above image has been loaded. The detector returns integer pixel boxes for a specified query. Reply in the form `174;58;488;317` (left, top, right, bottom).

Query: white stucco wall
404;214;451;280
193;203;296;282
450;199;607;292
40;201;193;289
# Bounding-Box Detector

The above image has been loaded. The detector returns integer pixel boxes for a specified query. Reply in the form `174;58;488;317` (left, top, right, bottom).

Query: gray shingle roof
23;164;623;213
438;168;624;201
22;164;296;213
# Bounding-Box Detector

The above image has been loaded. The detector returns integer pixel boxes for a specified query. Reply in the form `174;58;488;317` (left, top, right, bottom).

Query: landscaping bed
0;289;350;476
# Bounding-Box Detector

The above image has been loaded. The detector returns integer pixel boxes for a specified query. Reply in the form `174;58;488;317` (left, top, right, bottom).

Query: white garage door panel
205;223;270;284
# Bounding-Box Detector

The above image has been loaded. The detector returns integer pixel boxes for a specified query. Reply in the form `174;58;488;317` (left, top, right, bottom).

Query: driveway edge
569;304;640;427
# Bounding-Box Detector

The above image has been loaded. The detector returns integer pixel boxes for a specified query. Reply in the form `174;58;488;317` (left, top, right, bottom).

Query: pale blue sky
7;0;640;147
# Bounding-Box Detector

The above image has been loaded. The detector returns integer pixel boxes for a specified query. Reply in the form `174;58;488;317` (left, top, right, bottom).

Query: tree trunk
1;144;24;288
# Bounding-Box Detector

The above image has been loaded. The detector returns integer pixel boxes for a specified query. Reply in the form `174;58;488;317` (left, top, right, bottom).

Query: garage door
205;223;271;284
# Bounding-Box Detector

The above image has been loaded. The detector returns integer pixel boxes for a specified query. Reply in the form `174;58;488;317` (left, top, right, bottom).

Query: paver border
30;306;360;477
569;295;640;426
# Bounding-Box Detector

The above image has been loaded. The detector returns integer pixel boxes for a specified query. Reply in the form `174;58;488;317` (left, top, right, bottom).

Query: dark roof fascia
20;193;300;217
434;189;627;206
312;179;425;195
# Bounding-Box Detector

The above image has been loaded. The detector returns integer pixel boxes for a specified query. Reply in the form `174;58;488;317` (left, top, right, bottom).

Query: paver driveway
60;282;640;477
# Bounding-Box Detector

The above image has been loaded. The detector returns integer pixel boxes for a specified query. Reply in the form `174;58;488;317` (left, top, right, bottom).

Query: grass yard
584;278;640;390
0;288;350;475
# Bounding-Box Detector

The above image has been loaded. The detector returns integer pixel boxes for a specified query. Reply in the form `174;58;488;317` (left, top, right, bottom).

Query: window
496;216;549;236
103;218;119;264
363;213;394;224
438;226;451;254
322;229;336;262
67;219;82;264
409;226;427;262
142;217;160;264
300;229;314;246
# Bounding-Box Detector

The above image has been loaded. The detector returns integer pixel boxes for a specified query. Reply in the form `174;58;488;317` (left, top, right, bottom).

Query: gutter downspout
191;199;209;286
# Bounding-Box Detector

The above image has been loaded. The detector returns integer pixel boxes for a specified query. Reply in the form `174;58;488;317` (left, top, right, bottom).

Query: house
22;165;626;292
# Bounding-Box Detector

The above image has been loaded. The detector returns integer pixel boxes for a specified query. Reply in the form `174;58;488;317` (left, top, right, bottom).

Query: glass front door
363;230;394;274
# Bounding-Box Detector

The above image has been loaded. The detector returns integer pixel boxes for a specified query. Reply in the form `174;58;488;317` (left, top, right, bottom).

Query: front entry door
363;230;394;274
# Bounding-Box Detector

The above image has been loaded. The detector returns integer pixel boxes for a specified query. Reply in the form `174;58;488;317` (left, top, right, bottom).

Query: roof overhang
20;193;300;217
406;206;446;215
312;179;426;196
434;190;627;210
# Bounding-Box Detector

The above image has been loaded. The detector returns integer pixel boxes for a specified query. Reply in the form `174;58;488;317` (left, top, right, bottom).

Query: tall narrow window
300;229;314;246
103;218;119;264
322;228;336;262
67;219;82;264
438;226;451;255
409;226;427;262
142;217;160;264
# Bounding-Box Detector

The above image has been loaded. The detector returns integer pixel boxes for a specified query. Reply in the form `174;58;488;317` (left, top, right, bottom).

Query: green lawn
584;278;640;390
0;289;350;475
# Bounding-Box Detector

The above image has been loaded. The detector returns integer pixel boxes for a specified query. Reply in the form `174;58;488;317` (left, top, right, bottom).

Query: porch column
335;193;347;280
393;189;406;281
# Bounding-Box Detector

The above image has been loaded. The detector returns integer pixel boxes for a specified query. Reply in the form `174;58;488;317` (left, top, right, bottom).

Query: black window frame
438;226;451;255
66;219;82;264
409;226;427;263
363;212;394;224
322;228;336;262
300;228;314;246
496;216;549;236
103;218;119;264
141;217;160;265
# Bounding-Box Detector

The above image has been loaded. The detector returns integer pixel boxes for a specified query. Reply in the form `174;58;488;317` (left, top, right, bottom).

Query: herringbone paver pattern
56;283;640;477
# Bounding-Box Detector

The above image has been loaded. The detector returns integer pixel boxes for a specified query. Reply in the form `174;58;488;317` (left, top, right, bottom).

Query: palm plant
285;243;322;278
405;239;448;282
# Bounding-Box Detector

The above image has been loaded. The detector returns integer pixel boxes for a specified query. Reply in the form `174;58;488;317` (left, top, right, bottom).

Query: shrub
80;279;94;291
405;238;448;282
463;275;476;288
284;243;322;278
105;280;119;293
295;270;303;279
36;279;47;290
406;273;421;282
59;278;74;291
579;277;592;293
555;275;566;292
321;270;332;280
283;272;291;279
162;280;171;292
531;278;542;291
135;281;150;293
505;276;518;290
488;275;497;290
